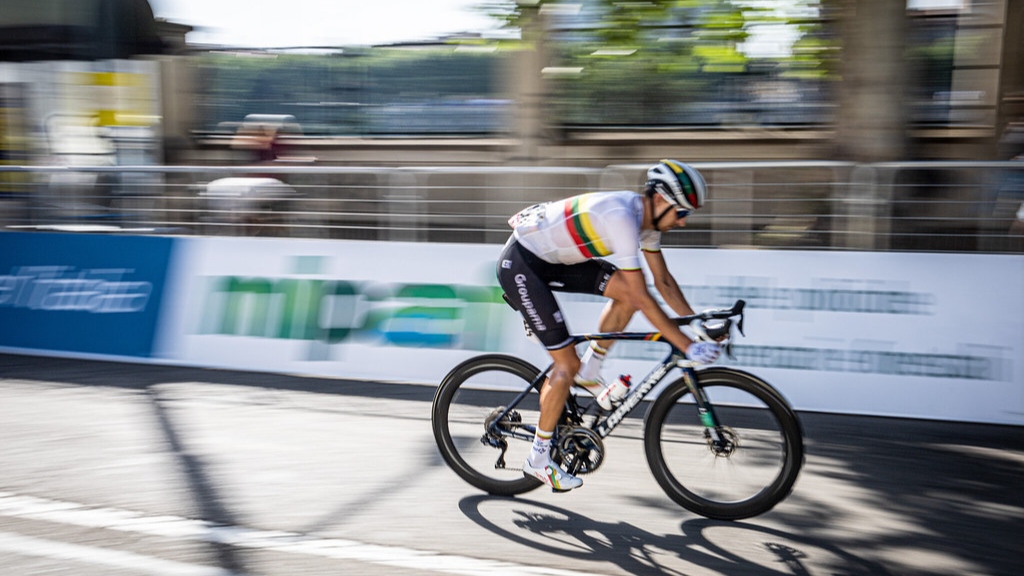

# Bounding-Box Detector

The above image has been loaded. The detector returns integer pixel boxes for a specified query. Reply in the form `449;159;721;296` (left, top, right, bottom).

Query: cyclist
497;159;721;492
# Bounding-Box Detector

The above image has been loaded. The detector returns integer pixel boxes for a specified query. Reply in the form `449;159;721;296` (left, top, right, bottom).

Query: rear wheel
645;368;803;520
431;354;545;496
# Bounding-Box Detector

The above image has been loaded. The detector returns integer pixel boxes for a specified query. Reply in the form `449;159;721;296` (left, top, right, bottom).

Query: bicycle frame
488;330;724;445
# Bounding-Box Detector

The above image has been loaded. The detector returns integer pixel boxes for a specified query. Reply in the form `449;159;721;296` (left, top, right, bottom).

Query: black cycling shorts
497;237;616;350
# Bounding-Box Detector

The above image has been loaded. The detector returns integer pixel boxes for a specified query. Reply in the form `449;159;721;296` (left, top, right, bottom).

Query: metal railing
1;161;1022;253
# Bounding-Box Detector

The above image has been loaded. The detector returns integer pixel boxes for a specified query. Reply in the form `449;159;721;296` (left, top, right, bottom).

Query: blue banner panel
0;231;174;357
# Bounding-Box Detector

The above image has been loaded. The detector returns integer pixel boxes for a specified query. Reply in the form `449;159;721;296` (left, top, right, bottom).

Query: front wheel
431;354;546;496
645;368;804;520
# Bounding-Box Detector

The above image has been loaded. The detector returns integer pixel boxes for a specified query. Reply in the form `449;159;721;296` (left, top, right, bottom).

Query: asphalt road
0;352;1021;576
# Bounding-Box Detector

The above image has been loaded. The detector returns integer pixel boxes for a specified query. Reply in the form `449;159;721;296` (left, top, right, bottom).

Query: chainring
554;426;605;475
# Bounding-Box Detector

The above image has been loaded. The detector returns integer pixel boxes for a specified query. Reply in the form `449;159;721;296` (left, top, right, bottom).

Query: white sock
577;342;607;383
528;429;553;467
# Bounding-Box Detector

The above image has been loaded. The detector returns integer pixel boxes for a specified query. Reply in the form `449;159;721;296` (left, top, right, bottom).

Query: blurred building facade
0;0;1021;167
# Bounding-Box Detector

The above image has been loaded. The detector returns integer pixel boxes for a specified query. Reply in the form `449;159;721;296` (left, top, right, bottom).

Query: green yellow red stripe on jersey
563;196;611;258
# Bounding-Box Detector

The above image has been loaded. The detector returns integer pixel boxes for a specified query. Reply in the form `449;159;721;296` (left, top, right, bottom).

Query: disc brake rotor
706;426;739;457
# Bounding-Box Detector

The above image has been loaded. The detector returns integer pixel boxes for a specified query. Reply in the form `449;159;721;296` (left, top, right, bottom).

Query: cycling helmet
646;159;707;211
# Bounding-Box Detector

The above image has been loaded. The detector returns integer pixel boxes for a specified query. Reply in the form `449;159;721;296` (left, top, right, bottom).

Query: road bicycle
431;300;804;520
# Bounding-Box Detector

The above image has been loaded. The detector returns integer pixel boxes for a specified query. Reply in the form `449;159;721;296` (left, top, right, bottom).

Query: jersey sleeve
603;208;645;270
639;229;662;253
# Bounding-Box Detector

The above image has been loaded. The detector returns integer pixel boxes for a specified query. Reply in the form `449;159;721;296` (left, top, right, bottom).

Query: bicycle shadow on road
458;495;891;576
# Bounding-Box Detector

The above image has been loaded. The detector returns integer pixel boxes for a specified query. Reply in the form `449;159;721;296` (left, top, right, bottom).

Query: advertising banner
0;231;174;357
158;236;1024;425
157;237;526;378
655;250;1023;424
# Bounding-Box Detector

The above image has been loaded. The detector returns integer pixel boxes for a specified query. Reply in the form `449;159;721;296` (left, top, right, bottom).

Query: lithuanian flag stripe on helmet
661;158;696;205
663;159;683;174
563;196;610;258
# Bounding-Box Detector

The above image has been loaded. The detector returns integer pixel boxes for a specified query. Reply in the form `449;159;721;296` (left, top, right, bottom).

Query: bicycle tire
644;367;804;520
431;354;546;496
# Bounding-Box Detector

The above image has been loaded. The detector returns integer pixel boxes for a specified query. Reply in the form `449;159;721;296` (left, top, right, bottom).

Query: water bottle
597;374;631;411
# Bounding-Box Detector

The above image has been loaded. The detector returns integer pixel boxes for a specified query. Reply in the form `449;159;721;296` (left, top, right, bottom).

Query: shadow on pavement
0;352;432;400
458;495;892;575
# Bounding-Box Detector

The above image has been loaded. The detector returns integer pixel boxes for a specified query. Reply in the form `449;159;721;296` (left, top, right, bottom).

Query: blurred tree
833;0;910;161
480;0;838;127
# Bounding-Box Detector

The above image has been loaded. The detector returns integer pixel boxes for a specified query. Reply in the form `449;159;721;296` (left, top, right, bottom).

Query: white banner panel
157;237;1024;425
655;250;1023;425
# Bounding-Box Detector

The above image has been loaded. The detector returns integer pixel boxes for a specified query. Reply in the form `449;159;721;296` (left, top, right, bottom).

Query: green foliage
503;0;839;125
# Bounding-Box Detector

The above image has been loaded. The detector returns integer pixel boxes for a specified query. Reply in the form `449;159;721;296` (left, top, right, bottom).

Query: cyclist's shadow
459;495;890;576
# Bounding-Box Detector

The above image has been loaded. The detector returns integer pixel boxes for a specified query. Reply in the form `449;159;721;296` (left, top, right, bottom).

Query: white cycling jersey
509;191;661;270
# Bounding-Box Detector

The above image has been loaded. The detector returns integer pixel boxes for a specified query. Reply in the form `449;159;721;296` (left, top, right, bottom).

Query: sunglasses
675;208;691;218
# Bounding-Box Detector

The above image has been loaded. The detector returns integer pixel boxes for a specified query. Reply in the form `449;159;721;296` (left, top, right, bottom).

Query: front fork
680;366;728;449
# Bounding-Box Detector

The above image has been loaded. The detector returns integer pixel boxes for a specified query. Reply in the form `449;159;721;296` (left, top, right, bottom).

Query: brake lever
733;300;746;337
718;300;744;359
